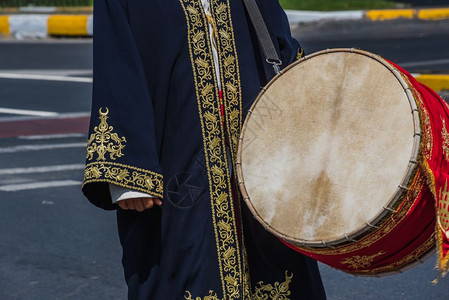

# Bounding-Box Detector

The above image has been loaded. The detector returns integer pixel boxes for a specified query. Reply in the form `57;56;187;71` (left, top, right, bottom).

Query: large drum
236;48;445;276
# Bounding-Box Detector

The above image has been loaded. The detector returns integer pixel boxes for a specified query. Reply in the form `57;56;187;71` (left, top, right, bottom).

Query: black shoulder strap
242;0;282;73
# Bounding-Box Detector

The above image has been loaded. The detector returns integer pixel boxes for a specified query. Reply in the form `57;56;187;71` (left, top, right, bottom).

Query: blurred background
0;1;92;6
0;0;448;299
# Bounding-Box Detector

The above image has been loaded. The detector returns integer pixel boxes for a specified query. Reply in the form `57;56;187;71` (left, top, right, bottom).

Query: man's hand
117;197;162;212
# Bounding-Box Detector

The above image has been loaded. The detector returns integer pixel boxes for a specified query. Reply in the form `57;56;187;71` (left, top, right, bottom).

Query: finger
117;200;128;210
154;199;162;206
143;198;154;209
126;198;136;210
134;198;145;212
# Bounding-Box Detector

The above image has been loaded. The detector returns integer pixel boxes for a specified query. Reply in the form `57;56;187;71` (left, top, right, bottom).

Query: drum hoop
236;48;422;248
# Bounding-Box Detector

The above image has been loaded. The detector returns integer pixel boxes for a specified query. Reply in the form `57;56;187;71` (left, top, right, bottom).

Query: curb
414;74;449;92
286;7;449;24
0;6;92;14
0;14;92;39
367;7;449;21
0;7;448;38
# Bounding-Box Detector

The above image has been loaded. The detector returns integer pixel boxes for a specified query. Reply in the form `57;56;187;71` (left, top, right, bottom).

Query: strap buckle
266;58;282;74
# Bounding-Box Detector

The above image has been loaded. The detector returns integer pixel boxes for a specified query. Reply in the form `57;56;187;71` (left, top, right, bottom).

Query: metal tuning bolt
398;184;410;191
366;222;380;229
383;206;396;213
344;234;357;242
321;241;336;248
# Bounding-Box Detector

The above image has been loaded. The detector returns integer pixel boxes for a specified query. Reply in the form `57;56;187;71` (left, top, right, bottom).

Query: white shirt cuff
108;184;155;203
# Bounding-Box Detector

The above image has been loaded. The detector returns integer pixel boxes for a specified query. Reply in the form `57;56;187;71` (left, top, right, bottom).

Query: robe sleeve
82;0;163;210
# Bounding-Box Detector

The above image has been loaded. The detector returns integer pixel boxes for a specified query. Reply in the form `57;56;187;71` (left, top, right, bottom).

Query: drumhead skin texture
238;50;416;243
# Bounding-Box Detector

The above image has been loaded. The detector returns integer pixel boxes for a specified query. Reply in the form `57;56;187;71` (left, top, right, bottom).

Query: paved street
0;40;126;300
0;19;449;300
293;19;449;75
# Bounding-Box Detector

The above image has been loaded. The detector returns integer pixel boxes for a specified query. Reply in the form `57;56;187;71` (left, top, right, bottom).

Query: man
82;0;326;298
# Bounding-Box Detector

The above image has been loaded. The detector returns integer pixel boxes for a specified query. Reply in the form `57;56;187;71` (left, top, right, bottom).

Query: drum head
237;49;418;245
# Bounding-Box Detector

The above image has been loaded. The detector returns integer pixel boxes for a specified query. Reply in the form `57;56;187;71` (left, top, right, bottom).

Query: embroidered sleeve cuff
83;162;163;199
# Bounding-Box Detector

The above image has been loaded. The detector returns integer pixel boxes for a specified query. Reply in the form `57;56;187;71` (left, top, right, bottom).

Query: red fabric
391;61;449;275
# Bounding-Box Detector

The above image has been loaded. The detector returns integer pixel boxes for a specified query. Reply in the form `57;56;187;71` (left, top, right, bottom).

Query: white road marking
0;111;90;122
0;72;92;83
0;107;58;117
0;69;92;76
0;143;86;154
19;133;86;140
400;58;449;68
0;178;34;185
0;180;81;192
0;164;85;175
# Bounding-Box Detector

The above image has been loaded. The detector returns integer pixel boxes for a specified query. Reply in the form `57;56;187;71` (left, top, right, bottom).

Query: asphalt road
293;19;449;75
0;41;125;300
0;19;449;300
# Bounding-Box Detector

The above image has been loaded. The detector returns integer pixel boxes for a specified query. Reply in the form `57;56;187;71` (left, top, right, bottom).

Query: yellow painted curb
366;9;416;21
415;75;449;92
0;16;9;35
418;8;449;20
47;15;89;36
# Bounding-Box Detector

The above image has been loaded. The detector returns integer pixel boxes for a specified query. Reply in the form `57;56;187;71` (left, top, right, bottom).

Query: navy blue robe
82;0;326;299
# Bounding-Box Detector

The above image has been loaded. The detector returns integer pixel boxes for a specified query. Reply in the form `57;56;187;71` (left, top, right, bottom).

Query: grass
279;0;401;11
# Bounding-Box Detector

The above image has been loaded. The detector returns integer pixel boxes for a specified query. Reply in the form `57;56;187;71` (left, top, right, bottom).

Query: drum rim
236;48;422;248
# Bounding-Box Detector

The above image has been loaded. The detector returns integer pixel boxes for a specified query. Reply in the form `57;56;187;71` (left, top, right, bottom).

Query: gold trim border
83;161;163;198
179;0;242;298
211;0;242;163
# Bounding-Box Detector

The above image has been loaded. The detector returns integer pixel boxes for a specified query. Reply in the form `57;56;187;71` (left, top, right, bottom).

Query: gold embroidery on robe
185;271;294;300
180;0;242;298
210;0;242;163
86;107;126;161
83;161;164;198
185;290;221;300
253;271;293;300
